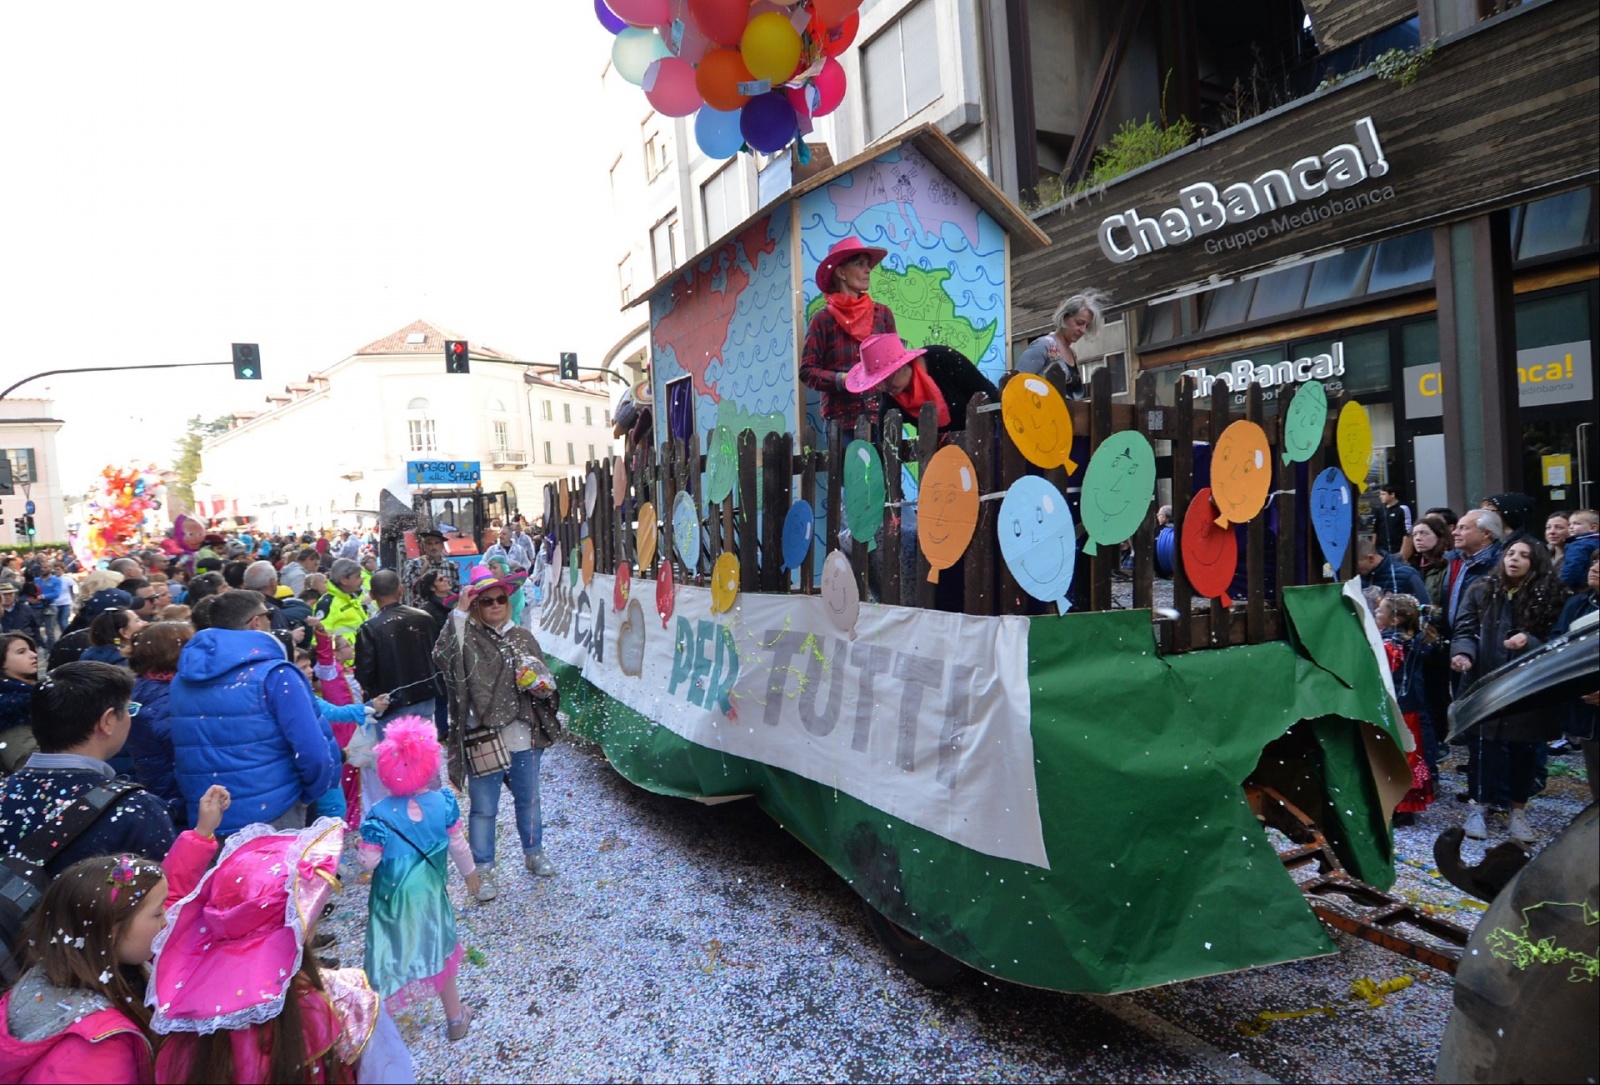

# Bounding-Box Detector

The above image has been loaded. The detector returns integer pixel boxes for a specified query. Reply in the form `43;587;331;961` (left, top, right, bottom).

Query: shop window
1303;246;1374;308
1366;231;1434;294
1246;263;1312;322
702;162;746;244
1139;300;1180;346
1199;280;1255;331
1295;329;1391;396
1514;292;1590;350
1517;188;1594;261
1400;319;1439;369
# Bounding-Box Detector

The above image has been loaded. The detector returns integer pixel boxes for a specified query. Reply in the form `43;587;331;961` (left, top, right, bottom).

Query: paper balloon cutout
547;545;562;596
672;490;700;569
1211;420;1272;528
617;597;647;676
1181;487;1237;608
559;479;570;519
704;424;738;504
1336;401;1373;492
819;549;859;638
1080;432;1156;556
781;500;814;571
1002;374;1078;472
1281;381;1326;465
636;502;658;570
595;0;628;34
581;538;596;587
656;559;676;628
568;542;580;588
997;475;1076;614
918;445;980;582
842;439;885;548
614;561;633;611
1310;467;1354;572
585;470;599;518
710;552;740;613
612;455;628;509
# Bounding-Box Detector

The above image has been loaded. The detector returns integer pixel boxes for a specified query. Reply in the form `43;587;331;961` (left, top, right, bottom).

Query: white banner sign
536;572;1049;869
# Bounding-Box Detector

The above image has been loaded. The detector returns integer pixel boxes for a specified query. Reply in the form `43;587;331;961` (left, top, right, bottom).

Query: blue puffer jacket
128;675;186;827
168;628;341;832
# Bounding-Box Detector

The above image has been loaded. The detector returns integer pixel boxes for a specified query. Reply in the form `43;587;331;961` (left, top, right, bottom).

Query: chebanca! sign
1098;118;1391;264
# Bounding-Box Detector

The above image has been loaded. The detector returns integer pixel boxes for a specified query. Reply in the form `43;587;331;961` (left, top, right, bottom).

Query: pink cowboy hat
147;818;344;1034
463;563;527;605
815;236;887;294
844;333;927;394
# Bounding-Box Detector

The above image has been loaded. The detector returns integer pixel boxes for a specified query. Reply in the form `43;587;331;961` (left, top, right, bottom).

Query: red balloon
687;0;750;47
656;560;676;628
821;10;858;56
1180;488;1237;607
812;0;862;30
812;56;846;115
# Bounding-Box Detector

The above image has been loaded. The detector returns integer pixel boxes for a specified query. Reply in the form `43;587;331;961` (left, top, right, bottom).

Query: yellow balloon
1002;374;1078;472
710;551;740;614
1336;401;1374;493
741;11;802;84
636;502;658;571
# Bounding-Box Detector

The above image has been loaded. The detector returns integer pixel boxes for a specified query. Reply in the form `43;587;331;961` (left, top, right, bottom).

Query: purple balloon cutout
740;91;797;154
595;0;628;34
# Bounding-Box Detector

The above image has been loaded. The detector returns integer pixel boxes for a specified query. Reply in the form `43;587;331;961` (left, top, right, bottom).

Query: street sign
406;460;482;486
24;500;35;515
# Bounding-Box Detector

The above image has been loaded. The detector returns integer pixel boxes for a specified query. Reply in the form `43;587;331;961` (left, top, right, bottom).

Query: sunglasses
125;701;142;717
478;594;509;606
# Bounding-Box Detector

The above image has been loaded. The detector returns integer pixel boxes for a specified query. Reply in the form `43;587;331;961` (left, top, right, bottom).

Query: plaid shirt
799;304;897;427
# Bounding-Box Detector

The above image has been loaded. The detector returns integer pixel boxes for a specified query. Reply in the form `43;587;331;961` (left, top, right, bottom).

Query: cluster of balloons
597;0;862;158
85;464;163;557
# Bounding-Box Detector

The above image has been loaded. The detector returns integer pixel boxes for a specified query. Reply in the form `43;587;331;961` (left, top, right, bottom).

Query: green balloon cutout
1281;380;1327;466
568;540;580;587
1081;431;1156;556
704;424;738;505
842;439;885;550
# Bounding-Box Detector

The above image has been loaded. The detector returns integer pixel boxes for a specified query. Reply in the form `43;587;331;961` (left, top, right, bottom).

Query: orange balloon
696;47;753;112
918;445;980;582
581;537;596;587
1210;420;1272;528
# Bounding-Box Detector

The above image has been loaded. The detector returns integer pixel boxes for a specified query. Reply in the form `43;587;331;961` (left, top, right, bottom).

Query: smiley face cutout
636;502;658;572
997;475;1077;614
1181;487;1237;607
1211;420;1271;529
819;549;860;638
1080;432;1156;556
655;559;676;628
1002;375;1078;472
918;444;980;582
1280;381;1326;466
710;552;740;614
1336;401;1373;493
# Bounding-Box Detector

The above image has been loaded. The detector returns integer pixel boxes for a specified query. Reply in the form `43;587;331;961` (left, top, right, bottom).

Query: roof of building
353;319;516;360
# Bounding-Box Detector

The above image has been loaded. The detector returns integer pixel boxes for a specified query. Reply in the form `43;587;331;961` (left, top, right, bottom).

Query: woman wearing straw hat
844;334;999;439
800;236;900;435
432;565;560;900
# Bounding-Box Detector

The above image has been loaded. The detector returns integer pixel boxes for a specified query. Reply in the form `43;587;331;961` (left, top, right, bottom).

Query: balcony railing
490;449;529;467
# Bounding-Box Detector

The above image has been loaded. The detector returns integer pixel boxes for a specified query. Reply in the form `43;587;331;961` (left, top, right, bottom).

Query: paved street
321;733;1590;1083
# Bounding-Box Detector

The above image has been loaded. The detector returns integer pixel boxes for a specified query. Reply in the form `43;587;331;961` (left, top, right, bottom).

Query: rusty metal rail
1247;785;1470;975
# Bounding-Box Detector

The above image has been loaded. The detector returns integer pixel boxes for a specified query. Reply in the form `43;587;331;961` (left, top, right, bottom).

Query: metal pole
1;361;232;400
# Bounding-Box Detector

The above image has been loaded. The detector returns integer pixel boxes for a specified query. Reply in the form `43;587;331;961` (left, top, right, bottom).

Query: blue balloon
997;475;1077;614
1310;467;1353;572
781;500;814;571
695;106;744;159
672;489;700;570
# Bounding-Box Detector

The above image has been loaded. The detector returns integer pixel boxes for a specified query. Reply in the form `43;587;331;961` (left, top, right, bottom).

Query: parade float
533;121;1450;995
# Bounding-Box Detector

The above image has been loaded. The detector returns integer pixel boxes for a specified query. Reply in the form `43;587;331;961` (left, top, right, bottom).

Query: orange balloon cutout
1002;374;1077;472
1181;487;1237;608
636;502;658;571
1210;420;1272;529
917;445;980;583
580;537;596;587
612;455;628;509
558;479;570;519
695;47;753;112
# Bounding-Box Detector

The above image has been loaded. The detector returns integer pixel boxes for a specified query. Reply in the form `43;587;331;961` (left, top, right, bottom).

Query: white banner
536;572;1049;869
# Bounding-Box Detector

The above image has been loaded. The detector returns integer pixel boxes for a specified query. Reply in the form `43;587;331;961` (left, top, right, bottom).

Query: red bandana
890;362;951;428
826;292;877;341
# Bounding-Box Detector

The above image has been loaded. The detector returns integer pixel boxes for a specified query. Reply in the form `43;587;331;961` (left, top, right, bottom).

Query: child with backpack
358;716;479;1040
147;816;414;1083
1376;593;1439;823
0;784;229;1081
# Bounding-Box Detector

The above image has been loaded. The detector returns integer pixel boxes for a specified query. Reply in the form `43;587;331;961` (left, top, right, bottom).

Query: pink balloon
813;56;846;116
609;0;670;26
644;56;703;117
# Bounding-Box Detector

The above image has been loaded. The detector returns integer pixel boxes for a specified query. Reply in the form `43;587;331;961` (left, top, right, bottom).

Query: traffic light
445;340;470;374
10;517;23;538
23;515;35;538
231;343;261;380
559;352;579;381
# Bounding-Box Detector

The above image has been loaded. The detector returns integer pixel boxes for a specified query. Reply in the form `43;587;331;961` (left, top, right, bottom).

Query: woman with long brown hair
1407;514;1452;605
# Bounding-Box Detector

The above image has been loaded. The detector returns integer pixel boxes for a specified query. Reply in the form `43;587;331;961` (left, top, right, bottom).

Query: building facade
0;398;69;545
197;320;618;532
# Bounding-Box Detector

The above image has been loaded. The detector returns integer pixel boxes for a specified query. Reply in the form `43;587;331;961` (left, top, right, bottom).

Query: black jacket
874;345;1000;436
354;603;444;708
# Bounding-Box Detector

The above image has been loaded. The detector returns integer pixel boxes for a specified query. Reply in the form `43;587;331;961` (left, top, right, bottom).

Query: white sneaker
1463;805;1488;840
1508;808;1537;845
476;866;498;902
525;851;556;877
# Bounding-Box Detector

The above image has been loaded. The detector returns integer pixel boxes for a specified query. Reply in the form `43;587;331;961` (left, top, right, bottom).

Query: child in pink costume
309;619;372;829
359;716;479;1041
0;785;228;1083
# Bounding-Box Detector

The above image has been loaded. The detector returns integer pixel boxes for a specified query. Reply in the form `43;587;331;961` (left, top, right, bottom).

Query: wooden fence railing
542;369;1359;655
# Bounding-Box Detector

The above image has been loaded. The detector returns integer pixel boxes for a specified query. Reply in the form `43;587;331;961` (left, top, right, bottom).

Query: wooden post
738;430;759;592
916;404;940;610
762;432;789;593
1088;367;1114;613
1170;377;1195;653
1208;389;1231;649
964;395;996;615
799;432;817;594
1132;371;1158;613
881;408;904;607
1245;384;1267;644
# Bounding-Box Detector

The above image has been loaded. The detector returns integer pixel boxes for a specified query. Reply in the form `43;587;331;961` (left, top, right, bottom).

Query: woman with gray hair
1016;289;1111;399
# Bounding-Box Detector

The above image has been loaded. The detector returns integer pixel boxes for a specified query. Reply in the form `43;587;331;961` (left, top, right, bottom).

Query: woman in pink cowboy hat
799;236;899;434
844;334;998;439
147;816;414;1083
431;564;560;902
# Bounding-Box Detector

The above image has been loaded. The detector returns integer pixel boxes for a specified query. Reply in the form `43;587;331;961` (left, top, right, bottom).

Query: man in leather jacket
353;570;445;741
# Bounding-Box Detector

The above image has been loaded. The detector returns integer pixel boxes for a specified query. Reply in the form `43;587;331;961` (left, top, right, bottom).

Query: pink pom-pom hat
373;714;443;797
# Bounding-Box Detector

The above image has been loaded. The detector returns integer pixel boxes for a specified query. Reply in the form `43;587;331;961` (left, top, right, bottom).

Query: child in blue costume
358;714;481;1041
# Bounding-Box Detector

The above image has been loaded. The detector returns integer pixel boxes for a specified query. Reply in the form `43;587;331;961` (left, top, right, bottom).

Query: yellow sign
1542;453;1572;488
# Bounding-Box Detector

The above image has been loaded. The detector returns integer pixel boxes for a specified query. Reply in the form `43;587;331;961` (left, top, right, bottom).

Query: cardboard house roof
626;124;1050;311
